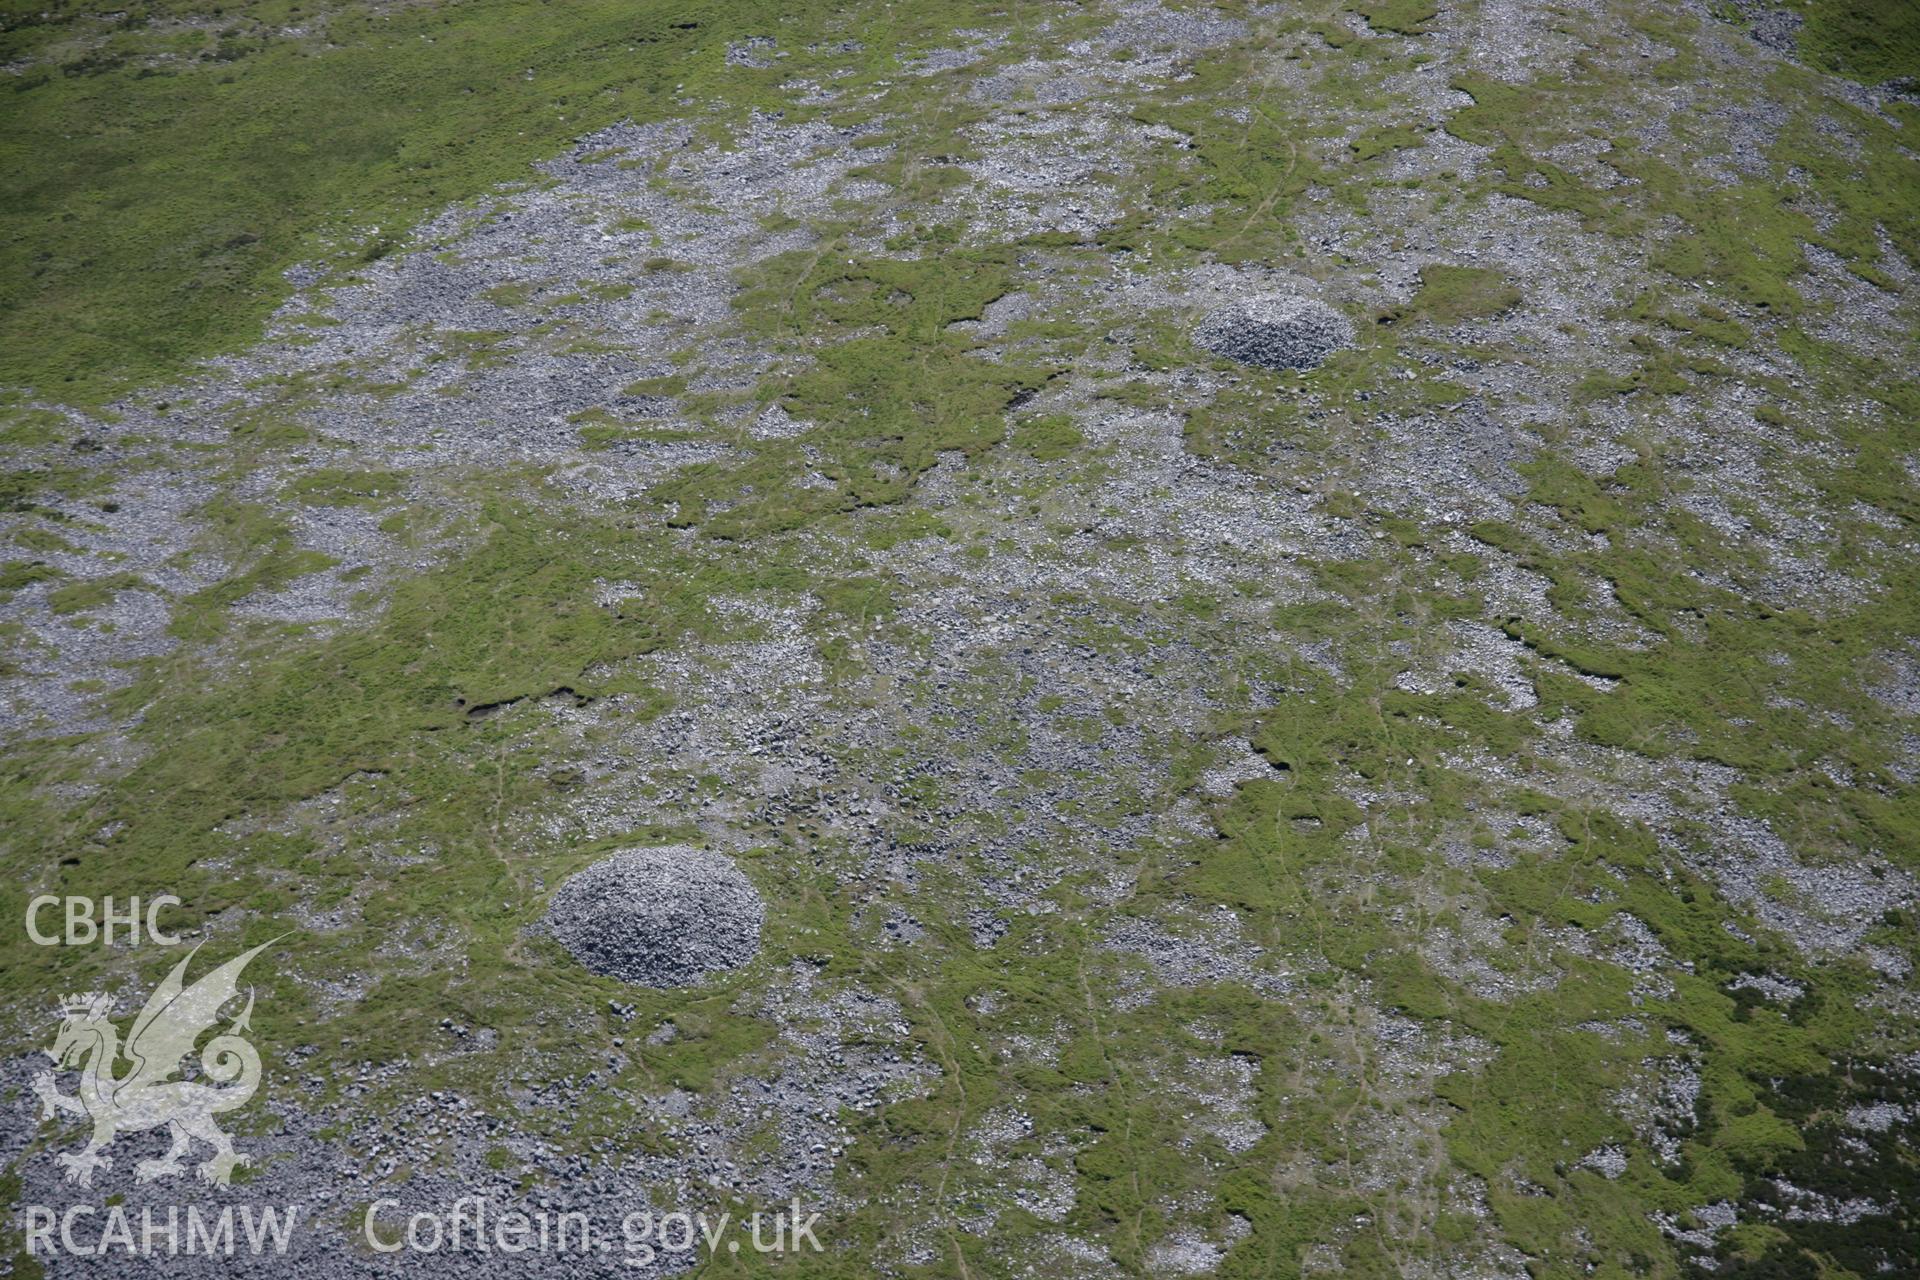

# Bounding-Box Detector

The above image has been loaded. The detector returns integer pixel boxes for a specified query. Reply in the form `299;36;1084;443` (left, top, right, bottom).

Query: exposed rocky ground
2;1;1917;1277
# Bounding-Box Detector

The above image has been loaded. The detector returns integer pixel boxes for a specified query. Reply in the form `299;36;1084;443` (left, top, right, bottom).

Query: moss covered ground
2;1;1918;1276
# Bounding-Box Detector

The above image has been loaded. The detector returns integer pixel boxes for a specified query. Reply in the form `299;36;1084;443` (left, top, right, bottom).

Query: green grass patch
1399;264;1523;324
47;572;148;615
0;0;1011;402
1010;414;1086;462
1352;0;1440;36
1350;124;1424;159
285;468;410;507
1786;0;1920;83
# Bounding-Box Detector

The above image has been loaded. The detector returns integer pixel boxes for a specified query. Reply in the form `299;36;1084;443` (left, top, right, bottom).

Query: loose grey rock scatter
1577;1145;1629;1179
1741;5;1803;55
547;846;765;986
1193;294;1354;371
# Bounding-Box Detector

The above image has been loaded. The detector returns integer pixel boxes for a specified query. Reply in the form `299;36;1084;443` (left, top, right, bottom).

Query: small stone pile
547;846;765;987
1194;294;1353;371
